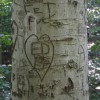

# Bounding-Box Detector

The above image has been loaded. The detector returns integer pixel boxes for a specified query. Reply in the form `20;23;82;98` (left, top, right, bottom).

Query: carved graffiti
35;2;56;24
44;2;56;19
24;34;54;81
28;16;35;31
28;70;38;78
16;10;26;29
17;74;25;97
31;86;34;93
13;0;27;14
13;0;24;7
68;0;78;7
78;45;85;60
34;8;43;13
50;20;64;27
24;13;37;32
12;20;18;35
12;91;22;98
67;59;78;69
24;2;56;24
25;0;43;3
12;73;15;81
37;80;60;97
62;78;74;97
11;20;19;55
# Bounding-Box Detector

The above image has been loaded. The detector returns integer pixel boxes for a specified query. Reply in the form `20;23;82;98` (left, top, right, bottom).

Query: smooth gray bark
12;0;89;100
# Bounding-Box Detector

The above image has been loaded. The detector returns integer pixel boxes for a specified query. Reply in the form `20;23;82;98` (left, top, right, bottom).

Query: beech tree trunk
12;0;89;100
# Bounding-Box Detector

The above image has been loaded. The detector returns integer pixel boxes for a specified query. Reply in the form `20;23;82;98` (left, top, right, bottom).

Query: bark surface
12;0;89;100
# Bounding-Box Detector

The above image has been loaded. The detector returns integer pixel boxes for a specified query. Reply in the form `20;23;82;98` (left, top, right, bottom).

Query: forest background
0;0;100;100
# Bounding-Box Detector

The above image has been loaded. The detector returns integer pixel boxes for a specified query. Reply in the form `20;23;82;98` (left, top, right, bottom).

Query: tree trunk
12;0;89;100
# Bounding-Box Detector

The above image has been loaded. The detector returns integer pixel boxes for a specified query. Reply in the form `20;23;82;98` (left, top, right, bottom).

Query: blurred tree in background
88;0;100;100
0;0;12;65
0;0;12;99
0;0;12;47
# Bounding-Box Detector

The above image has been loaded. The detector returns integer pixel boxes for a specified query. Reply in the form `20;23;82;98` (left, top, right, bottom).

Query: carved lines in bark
36;2;56;24
24;13;37;32
78;45;85;60
12;74;26;98
68;0;78;7
24;34;54;81
12;20;25;56
13;0;27;14
12;20;18;35
12;20;19;55
37;80;60;98
62;78;74;97
33;8;43;14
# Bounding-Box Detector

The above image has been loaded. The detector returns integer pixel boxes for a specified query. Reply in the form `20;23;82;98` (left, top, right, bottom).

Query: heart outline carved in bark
24;34;54;81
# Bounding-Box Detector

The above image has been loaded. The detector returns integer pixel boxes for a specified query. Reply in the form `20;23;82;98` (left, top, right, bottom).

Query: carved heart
24;34;54;81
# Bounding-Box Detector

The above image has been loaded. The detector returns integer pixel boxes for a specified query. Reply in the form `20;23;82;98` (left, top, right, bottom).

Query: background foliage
88;0;100;100
0;0;12;47
0;0;100;100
